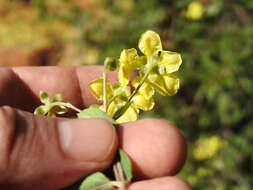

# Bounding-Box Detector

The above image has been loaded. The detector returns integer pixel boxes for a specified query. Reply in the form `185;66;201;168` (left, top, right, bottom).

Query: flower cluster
34;91;68;117
34;91;81;117
89;30;182;123
33;30;182;190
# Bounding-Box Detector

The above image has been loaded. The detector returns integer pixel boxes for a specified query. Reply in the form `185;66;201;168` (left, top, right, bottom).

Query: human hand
0;66;191;190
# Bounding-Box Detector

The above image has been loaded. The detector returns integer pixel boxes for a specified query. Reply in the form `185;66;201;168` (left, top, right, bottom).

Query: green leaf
52;93;63;102
78;105;116;124
79;172;113;190
119;149;133;182
34;105;48;115
39;91;50;104
112;102;132;120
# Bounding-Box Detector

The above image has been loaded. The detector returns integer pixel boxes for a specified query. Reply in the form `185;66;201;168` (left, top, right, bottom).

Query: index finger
0;66;117;112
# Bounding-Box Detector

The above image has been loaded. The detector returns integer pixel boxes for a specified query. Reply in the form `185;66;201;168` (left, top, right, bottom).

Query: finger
0;66;117;112
128;177;192;190
119;118;187;179
0;106;117;190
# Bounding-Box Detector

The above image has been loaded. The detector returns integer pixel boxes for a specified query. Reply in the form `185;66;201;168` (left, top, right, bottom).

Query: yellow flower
89;78;138;123
115;105;139;124
109;84;139;123
89;78;131;105
132;77;155;111
118;48;143;86
185;1;204;20
138;30;162;57
138;30;182;96
102;94;139;124
148;73;180;96
138;30;182;72
88;78;113;101
88;30;182;124
193;136;226;160
132;94;155;111
159;51;182;74
105;98;125;117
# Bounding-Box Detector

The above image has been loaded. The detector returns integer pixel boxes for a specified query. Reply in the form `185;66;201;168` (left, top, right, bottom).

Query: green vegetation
0;0;252;189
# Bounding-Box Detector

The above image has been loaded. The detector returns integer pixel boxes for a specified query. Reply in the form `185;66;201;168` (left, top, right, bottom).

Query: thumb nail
57;118;117;162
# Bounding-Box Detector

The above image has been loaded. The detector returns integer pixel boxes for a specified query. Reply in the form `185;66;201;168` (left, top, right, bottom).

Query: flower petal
119;67;129;87
119;48;141;86
88;78;112;101
106;98;126;117
116;106;139;123
132;77;155;99
112;82;131;98
138;30;162;56
159;51;182;73
132;94;155;111
149;74;180;96
119;48;139;68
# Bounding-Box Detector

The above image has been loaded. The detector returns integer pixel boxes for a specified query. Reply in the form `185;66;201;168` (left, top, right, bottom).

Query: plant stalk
58;102;82;113
103;70;108;112
113;161;126;190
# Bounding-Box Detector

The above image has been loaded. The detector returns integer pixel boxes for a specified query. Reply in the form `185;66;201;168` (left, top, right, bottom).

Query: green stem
107;95;117;108
127;69;150;103
103;70;108;112
127;56;154;103
112;56;155;120
60;102;82;113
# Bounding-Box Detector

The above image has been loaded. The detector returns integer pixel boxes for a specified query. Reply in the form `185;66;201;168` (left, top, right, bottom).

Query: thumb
0;106;117;190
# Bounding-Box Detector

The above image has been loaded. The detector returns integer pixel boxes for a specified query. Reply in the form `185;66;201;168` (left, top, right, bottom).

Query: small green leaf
79;172;113;190
39;91;50;104
78;105;116;124
119;149;133;182
35;91;71;117
113;102;132;120
52;93;63;102
34;105;48;115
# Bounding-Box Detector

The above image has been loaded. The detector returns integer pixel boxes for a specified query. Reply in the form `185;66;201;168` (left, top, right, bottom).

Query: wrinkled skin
0;66;192;190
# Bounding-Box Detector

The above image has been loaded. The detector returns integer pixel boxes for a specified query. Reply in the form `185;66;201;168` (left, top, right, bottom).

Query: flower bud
104;57;119;71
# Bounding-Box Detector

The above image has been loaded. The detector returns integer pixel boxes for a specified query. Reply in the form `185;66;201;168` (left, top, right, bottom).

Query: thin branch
103;70;108;112
54;102;82;113
113;161;126;190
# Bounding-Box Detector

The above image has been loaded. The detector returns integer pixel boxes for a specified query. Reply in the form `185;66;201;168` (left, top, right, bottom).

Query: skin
0;66;192;190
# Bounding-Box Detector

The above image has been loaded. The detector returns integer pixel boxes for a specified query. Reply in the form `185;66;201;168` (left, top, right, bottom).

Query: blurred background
0;0;253;189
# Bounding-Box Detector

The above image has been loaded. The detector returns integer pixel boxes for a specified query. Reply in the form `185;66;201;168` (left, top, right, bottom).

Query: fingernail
57;118;116;162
